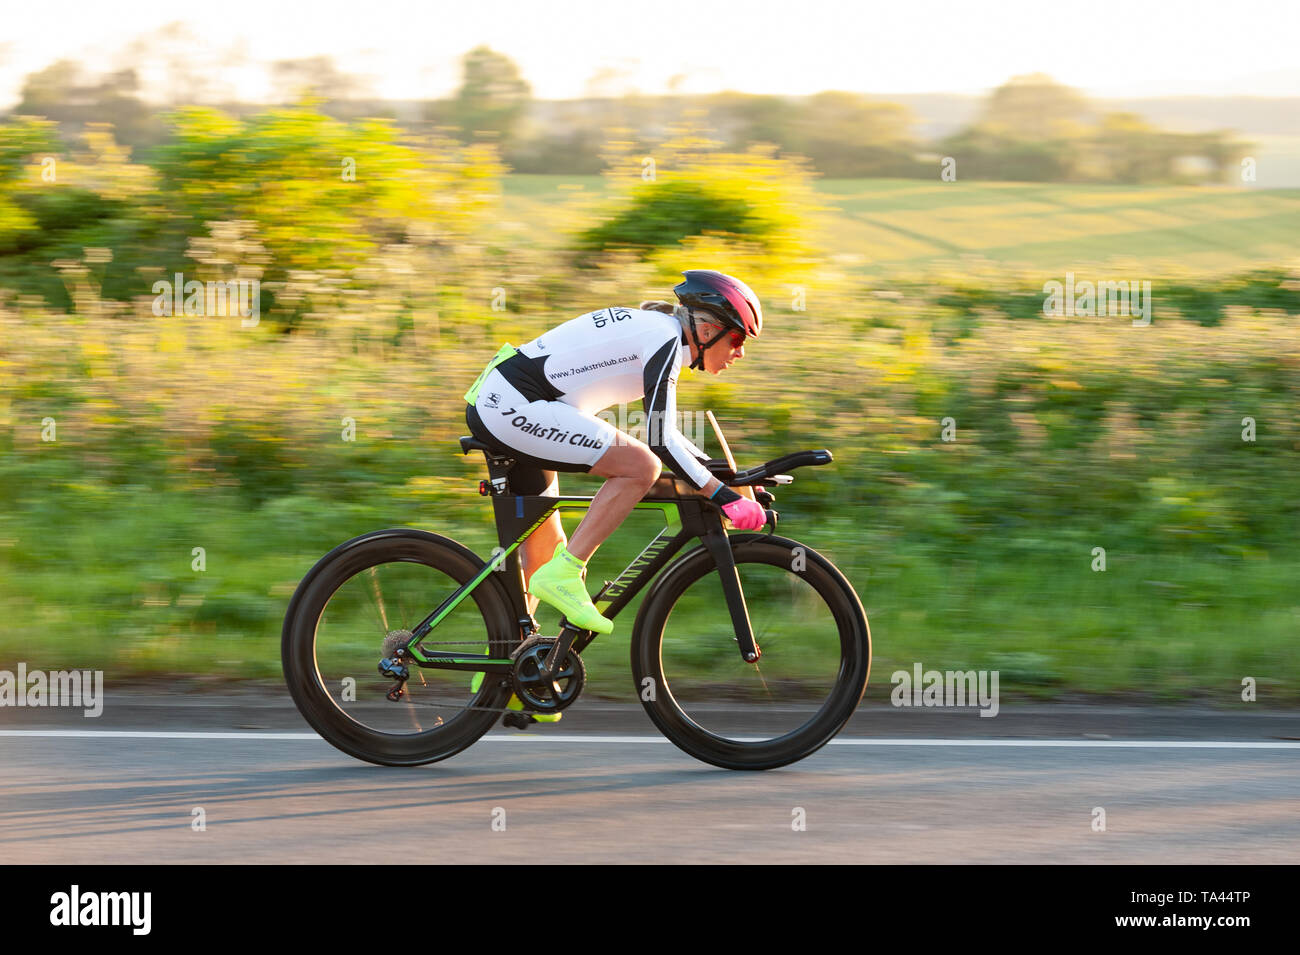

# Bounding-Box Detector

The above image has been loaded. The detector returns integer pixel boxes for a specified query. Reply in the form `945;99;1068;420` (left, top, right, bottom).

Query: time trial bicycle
281;417;870;770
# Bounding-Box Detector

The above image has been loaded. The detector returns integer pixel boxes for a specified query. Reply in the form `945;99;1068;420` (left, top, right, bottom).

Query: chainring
511;635;586;713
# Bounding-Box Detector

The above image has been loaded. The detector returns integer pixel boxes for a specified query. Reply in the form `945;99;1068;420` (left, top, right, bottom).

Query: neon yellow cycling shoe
526;543;613;635
506;693;562;724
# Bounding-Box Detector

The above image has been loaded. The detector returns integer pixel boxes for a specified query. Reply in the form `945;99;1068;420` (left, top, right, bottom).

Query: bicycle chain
385;690;529;718
384;637;550;716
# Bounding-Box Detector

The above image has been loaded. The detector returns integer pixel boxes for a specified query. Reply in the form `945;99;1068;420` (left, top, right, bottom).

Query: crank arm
542;623;582;678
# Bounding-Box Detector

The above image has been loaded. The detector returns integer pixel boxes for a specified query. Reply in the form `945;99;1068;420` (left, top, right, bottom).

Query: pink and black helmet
673;270;763;338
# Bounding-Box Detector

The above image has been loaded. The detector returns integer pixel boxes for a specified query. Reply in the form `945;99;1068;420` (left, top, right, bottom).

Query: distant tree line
8;48;1250;184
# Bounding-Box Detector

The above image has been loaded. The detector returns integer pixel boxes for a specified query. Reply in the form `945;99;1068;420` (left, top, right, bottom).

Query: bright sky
3;0;1298;106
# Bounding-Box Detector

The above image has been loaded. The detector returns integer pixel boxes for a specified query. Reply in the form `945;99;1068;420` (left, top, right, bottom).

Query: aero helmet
673;270;763;338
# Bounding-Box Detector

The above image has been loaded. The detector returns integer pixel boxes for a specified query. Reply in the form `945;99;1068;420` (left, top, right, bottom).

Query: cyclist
463;269;768;636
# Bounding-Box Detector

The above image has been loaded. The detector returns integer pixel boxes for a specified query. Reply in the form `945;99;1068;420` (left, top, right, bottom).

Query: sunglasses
705;326;745;348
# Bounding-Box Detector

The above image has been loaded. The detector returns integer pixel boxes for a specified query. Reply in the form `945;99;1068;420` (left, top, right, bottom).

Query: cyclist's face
700;323;746;375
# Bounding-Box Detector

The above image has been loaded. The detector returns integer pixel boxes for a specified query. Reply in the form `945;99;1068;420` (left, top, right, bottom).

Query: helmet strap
684;307;730;371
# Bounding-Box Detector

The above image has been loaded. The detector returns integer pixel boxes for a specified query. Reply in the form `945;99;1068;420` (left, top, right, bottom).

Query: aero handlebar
705;448;834;487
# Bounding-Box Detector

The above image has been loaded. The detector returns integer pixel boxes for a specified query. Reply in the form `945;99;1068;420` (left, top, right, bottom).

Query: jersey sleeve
678;433;710;463
641;335;714;490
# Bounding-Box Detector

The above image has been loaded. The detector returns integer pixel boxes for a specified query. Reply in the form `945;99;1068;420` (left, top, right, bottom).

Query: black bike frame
400;477;761;676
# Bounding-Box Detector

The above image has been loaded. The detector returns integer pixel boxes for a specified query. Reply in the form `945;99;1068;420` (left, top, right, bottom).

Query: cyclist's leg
468;374;658;631
518;472;560;615
567;436;661;561
502;469;565;721
522;436;659;634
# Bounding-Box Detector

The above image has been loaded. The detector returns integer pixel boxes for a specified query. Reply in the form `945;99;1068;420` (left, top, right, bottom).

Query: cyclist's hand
721;495;767;530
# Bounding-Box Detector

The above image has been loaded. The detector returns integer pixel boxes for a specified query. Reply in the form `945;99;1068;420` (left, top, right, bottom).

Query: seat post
482;451;516;495
459;434;516;494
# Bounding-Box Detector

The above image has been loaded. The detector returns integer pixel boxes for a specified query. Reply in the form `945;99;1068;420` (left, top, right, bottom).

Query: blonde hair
639;300;676;314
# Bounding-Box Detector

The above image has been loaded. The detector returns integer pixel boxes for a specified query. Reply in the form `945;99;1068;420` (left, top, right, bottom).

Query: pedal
501;709;563;729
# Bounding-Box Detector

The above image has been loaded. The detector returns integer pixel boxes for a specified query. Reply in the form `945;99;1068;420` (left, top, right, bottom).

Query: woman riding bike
462;269;767;636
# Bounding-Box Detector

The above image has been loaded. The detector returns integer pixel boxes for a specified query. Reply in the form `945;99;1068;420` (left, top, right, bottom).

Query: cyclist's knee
592;438;658;484
640;449;662;485
618;441;660;485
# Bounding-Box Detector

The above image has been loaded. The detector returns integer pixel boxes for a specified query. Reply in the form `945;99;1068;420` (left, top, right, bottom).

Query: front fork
700;525;762;663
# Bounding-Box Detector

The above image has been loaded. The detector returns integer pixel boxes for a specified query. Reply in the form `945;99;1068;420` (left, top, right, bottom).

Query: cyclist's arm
679;434;724;495
669;403;756;502
641;337;714;491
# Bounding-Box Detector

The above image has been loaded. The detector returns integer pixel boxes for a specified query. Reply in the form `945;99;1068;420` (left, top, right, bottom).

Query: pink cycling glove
721;495;767;530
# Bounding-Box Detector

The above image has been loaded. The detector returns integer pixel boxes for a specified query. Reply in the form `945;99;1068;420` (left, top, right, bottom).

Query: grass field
502;174;1300;276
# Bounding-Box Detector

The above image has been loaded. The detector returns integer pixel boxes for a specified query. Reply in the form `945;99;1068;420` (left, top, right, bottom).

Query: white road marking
0;730;1295;748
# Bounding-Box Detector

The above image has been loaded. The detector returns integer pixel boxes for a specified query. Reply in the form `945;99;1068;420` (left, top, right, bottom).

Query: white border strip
0;730;1295;748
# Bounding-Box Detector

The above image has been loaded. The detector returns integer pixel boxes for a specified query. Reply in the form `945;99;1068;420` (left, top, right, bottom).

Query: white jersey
474;307;713;489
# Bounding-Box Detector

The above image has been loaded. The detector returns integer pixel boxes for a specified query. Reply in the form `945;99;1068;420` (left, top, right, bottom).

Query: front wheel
631;535;870;770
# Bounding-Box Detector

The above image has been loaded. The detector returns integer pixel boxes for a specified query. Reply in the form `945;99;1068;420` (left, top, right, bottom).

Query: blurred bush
0;105;505;327
576;128;821;283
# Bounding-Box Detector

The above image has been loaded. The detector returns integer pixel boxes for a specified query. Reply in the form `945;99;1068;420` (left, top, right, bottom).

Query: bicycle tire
630;534;870;770
281;528;517;766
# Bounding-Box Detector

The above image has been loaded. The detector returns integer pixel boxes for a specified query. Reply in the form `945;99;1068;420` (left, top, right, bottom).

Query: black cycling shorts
465;404;594;496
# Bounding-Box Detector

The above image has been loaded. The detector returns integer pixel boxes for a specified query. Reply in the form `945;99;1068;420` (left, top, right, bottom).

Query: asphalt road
3;692;1298;863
